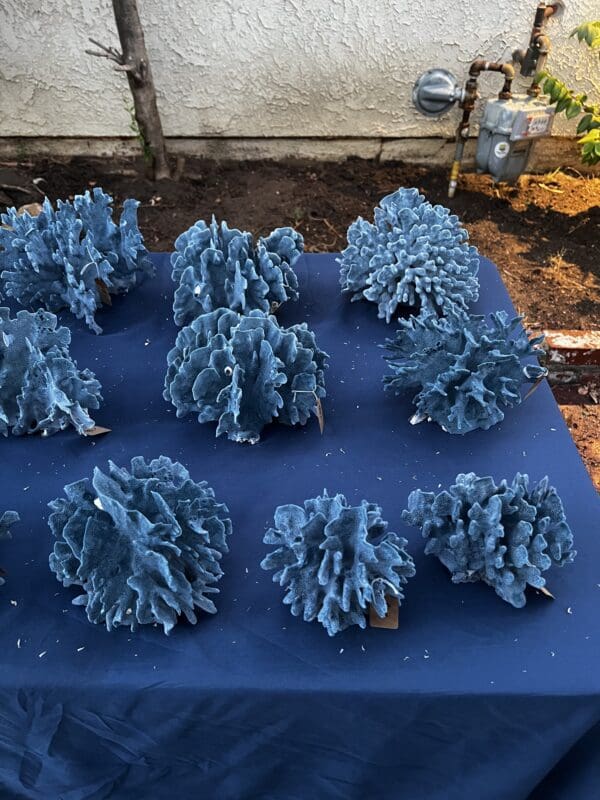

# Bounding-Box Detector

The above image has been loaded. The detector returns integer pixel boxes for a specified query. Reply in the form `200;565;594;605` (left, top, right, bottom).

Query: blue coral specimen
403;472;575;608
48;456;232;634
164;308;327;444
0;511;19;587
261;491;416;636
171;216;302;326
0;307;102;436
383;310;546;434
339;187;479;322
0;188;154;333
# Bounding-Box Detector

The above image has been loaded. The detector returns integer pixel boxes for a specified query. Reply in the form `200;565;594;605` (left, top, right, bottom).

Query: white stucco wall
0;0;598;139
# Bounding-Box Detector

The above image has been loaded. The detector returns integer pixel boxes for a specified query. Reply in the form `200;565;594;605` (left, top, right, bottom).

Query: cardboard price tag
314;396;325;434
95;279;112;306
527;584;554;600
369;596;399;629
84;425;111;437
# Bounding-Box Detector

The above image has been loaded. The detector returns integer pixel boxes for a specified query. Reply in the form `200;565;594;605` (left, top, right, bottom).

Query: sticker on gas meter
525;113;552;137
494;141;510;159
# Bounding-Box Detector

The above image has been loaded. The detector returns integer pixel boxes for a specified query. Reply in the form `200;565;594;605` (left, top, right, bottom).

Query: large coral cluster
0;510;19;588
261;491;416;635
171;217;303;326
339;188;480;322
48;456;232;634
403;472;575;608
0;307;102;436
383;310;546;434
0;188;154;333
164;308;327;443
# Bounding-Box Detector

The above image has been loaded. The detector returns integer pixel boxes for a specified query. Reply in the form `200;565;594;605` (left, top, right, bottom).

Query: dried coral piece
403;472;575;608
48;456;232;634
0;188;154;333
383;310;546;434
0;308;102;436
339;187;479;322
164;308;327;444
171;216;302;326
0;511;19;588
261;491;416;636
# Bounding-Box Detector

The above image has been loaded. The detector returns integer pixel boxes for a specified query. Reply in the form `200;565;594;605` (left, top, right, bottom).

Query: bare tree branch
85;5;171;179
86;37;124;64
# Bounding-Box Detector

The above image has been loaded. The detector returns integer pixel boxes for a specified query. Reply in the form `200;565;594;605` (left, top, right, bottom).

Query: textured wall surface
0;0;598;139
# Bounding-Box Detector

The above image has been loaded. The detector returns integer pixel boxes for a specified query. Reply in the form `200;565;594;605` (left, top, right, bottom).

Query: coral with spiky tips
0;511;19;588
383;310;546;434
0;308;102;437
49;456;232;634
171;217;303;326
0;188;154;334
403;472;575;608
261;492;416;636
339;187;479;322
164;308;327;444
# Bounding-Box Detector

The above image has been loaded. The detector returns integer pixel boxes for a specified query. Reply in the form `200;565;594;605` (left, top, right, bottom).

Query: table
1;253;598;800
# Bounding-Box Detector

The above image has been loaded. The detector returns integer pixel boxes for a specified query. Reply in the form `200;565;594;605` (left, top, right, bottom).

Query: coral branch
339;187;479;322
171;217;303;326
0;308;102;437
262;491;416;636
0;188;154;333
403;472;575;607
49;456;232;633
383;310;546;434
164;308;327;444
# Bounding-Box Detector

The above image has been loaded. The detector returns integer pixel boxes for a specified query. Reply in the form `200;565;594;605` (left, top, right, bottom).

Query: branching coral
261;491;416;636
171;216;303;326
48;456;232;633
383;310;546;434
339;187;479;322
0;308;102;436
0;188;154;333
164;308;327;444
403;472;575;608
0;511;19;587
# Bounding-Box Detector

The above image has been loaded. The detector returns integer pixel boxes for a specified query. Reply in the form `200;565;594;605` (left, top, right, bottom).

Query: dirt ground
1;155;598;487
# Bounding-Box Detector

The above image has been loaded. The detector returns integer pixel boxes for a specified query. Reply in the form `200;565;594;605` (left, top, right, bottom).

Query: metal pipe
448;61;515;198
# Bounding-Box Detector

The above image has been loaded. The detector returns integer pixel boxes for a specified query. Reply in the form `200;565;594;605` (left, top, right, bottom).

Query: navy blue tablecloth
0;253;598;800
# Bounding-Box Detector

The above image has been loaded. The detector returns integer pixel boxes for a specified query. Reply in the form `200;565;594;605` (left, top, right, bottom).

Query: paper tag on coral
369;596;399;629
523;373;545;401
84;425;111;437
95;279;112;306
314;396;325;434
527;584;554;600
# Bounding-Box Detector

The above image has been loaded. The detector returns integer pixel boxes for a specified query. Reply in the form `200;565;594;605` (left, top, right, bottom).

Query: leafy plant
537;21;600;165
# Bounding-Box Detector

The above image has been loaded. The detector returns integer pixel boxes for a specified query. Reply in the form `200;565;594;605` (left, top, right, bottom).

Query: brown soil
1;155;598;487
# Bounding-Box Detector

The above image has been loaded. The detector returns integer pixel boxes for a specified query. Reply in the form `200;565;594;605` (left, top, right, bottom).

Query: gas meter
411;1;563;196
475;95;555;182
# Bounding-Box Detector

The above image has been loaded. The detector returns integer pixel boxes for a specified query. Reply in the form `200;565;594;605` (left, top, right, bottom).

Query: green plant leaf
570;21;600;48
556;93;573;113
579;129;600;144
577;113;593;133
